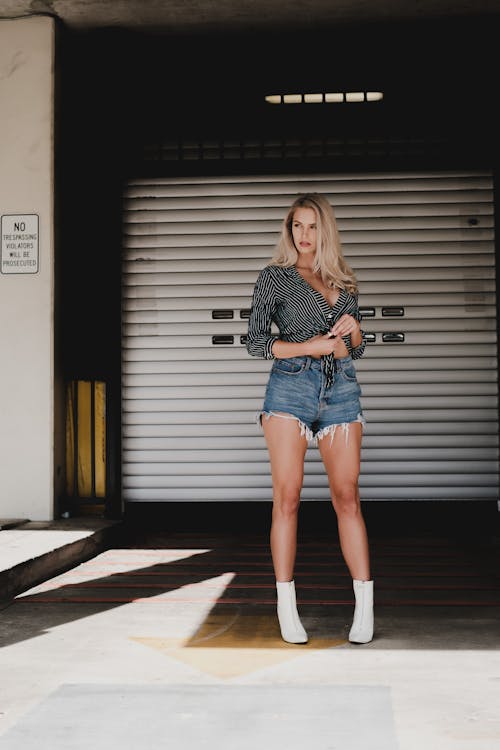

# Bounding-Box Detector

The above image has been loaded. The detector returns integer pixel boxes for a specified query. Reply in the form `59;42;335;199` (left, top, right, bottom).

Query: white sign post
1;214;39;274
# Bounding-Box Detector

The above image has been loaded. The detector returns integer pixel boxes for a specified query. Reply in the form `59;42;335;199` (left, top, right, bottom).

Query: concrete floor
0;506;499;749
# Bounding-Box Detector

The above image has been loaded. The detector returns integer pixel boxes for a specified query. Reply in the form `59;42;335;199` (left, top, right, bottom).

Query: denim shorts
259;355;365;443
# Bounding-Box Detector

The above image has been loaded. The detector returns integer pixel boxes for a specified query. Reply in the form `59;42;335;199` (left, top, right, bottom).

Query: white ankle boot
276;580;308;644
348;579;374;644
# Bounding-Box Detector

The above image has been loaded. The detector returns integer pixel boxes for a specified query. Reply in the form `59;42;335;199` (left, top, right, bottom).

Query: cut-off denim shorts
258;355;365;444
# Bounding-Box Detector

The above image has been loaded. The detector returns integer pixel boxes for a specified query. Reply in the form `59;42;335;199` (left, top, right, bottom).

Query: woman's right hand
306;332;347;359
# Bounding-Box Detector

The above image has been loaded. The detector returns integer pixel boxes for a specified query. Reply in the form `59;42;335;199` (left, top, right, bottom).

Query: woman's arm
246;269;279;359
329;295;366;359
272;335;342;360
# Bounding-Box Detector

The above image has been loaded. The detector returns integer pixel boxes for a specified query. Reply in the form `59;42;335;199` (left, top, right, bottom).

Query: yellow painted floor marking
131;611;346;678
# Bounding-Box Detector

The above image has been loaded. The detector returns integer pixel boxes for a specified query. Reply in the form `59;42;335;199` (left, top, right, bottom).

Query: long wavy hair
270;193;358;294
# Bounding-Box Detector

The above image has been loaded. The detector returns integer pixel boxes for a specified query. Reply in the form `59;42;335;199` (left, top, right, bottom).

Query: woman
246;193;373;645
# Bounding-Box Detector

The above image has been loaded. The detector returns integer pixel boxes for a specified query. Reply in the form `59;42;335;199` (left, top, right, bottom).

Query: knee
332;485;360;518
273;485;301;518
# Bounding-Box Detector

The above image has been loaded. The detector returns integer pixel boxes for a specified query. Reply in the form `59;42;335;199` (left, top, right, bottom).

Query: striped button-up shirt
246;264;366;386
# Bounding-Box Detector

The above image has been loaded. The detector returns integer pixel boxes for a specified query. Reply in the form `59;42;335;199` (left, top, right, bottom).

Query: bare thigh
262;414;308;495
317;421;362;502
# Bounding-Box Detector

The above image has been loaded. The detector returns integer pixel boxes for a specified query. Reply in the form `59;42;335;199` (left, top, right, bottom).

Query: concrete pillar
0;16;63;520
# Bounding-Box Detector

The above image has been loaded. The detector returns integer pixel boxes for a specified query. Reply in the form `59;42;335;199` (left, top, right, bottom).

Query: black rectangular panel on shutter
212;335;234;345
382;307;405;317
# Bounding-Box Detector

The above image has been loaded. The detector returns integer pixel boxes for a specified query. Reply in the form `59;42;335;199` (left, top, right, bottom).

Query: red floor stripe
50;569;497;579
15;596;500;606
96;550;478;559
80;560;489;570
28;582;500;591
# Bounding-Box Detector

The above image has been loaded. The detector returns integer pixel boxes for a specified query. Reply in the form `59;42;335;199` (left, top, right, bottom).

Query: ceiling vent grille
143;134;449;164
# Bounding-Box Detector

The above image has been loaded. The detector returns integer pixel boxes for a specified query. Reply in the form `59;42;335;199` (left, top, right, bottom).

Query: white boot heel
276;580;308;644
348;579;374;644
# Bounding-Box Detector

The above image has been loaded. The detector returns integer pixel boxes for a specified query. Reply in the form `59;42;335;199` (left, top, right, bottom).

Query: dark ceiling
1;0;500;32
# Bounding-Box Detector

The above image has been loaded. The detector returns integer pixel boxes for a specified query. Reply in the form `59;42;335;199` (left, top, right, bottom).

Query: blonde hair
271;193;358;294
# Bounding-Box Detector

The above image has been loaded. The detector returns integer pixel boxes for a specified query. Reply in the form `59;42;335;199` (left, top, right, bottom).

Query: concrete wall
0;16;61;520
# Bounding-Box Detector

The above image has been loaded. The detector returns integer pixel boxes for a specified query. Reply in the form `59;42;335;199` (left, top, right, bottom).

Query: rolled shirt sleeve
344;294;366;360
349;337;366;359
246;268;279;359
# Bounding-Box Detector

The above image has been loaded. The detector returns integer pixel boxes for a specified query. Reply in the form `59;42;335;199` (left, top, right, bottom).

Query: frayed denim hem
315;413;366;446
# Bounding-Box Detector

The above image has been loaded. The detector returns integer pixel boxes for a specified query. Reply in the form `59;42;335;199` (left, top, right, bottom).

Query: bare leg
318;422;370;581
262;415;308;581
263;414;309;643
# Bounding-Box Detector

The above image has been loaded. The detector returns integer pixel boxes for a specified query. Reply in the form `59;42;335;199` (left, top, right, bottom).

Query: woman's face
291;207;317;257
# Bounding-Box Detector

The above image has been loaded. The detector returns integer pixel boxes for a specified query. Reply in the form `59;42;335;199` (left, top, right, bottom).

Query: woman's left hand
329;314;360;339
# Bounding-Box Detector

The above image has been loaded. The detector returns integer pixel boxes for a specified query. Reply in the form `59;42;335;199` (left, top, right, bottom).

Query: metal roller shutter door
122;171;498;503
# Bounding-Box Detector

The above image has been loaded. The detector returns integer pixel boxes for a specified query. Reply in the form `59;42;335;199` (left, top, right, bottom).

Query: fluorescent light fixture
265;91;383;104
345;91;364;102
304;93;323;103
325;92;344;103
